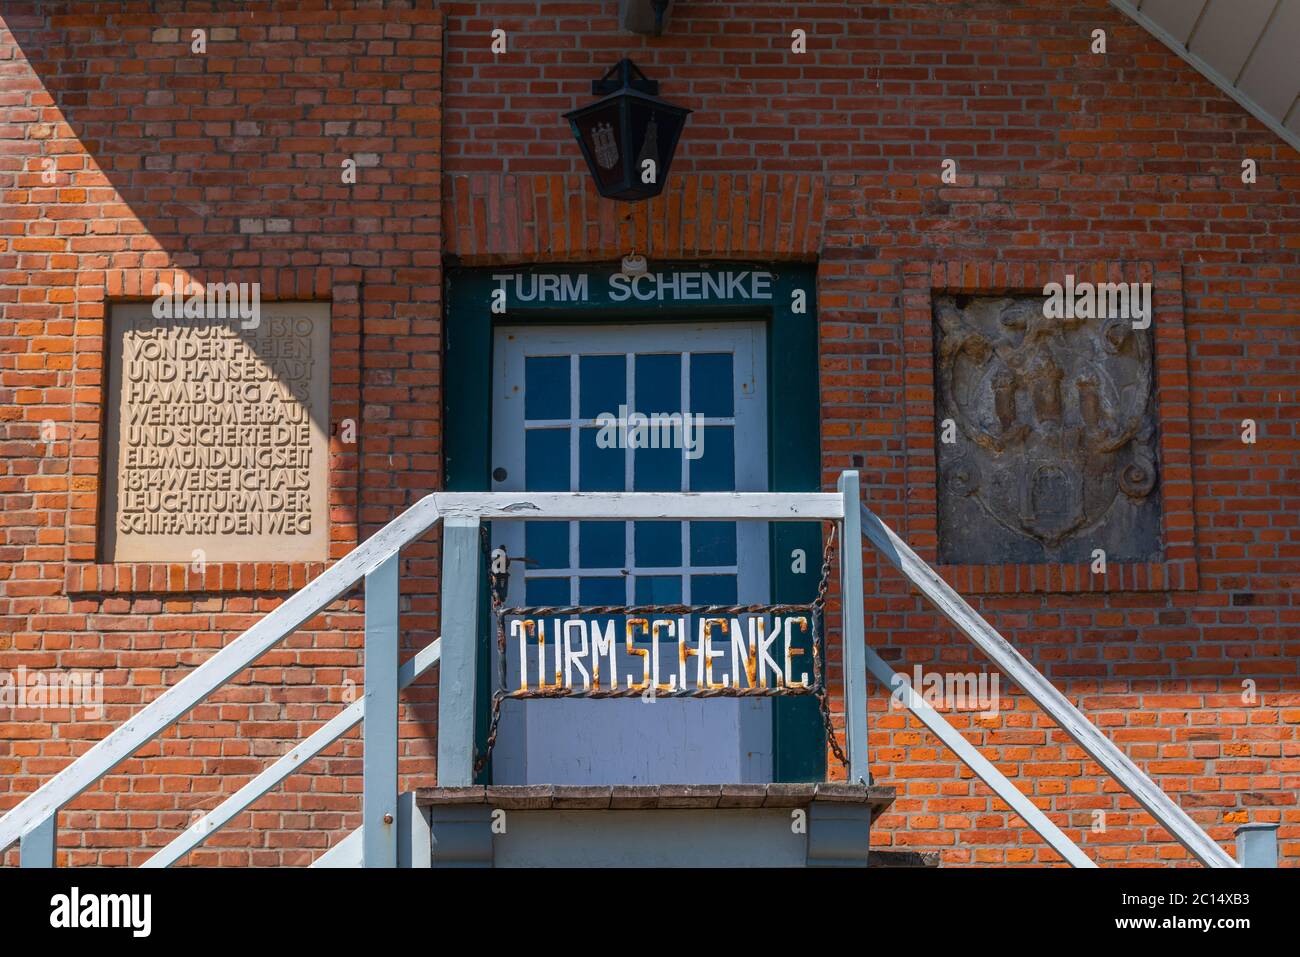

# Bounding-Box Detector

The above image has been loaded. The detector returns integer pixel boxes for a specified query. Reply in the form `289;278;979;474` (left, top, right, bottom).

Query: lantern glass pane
571;100;627;195
626;98;687;191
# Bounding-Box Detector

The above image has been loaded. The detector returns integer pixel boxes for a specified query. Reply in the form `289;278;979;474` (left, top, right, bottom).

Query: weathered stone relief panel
102;302;330;562
934;294;1161;565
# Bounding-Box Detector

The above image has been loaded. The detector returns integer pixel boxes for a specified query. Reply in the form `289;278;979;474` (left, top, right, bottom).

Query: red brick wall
437;0;1300;866
2;0;1297;867
0;0;443;866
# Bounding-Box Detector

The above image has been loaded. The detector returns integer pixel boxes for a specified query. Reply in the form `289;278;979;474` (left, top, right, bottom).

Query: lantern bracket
652;0;671;36
592;58;659;96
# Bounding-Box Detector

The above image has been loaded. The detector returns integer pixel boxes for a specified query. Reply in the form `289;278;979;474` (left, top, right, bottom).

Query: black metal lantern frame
564;59;691;202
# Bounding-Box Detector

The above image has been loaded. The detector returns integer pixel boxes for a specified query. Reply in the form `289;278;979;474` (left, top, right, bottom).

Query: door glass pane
633;443;680;492
634;353;681;414
689;425;734;491
634;575;682;604
579;354;625;419
634;520;681;568
691;574;738;605
526;521;568;569
579;427;623;490
525;576;569;606
525;356;569;419
525;428;569;491
690;352;734;417
522;342;745;646
579;521;624;568
579;576;625;605
689;521;736;567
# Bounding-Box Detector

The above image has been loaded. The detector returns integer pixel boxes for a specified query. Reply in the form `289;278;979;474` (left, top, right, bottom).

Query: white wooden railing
0;492;453;867
857;502;1238;868
0;475;1239;867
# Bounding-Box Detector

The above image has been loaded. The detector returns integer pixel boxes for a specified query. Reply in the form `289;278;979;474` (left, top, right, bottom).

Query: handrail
3;487;1229;868
143;637;442;868
0;495;449;854
859;503;1238;868
433;491;845;520
864;643;1095;867
0;490;844;859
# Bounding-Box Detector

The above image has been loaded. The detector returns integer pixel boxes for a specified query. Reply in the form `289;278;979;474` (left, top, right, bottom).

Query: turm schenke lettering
492;270;775;305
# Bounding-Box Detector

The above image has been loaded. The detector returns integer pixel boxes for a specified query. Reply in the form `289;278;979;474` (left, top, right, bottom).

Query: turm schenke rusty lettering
508;612;813;697
491;269;774;306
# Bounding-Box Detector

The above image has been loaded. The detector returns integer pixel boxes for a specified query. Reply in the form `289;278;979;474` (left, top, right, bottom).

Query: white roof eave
1110;0;1300;154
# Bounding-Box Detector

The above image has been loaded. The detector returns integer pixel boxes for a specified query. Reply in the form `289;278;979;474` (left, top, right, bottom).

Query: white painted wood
1189;0;1277;82
491;323;774;785
397;791;432;868
859;503;1239;868
363;554;400;867
1138;0;1208;44
490;331;530;788
1235;0;1300;117
437;492;843;521
148;701;363;869
1235;823;1279;868
143;638;442;868
1110;0;1300;153
862;646;1095;868
0;482;844;853
0;500;447;854
19;814;56;867
837;472;869;785
492;808;807;868
437;516;481;787
312;825;363;868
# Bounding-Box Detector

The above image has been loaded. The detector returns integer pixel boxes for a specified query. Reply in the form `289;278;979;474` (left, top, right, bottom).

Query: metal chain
473;522;849;776
475;525;509;778
810;523;851;774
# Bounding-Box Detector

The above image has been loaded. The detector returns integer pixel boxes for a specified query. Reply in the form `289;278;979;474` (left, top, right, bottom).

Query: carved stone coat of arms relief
933;294;1163;565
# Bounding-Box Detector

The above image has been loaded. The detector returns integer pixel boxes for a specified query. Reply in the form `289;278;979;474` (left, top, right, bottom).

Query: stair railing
0;490;852;867
0;493;452;867
0;477;1239;868
856;495;1238;868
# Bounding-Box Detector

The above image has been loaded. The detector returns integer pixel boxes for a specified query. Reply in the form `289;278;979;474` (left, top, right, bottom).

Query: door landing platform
415;783;896;868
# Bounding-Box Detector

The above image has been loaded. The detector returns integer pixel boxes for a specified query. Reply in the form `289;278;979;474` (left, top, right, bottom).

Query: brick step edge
416;782;896;812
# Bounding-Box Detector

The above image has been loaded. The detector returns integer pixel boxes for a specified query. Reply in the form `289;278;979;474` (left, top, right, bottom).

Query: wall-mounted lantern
564;59;691;202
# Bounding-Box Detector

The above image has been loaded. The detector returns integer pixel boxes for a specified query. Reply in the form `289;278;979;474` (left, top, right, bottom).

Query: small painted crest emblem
591;122;618;170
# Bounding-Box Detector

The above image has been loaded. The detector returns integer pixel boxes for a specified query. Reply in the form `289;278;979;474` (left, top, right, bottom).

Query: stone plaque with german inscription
102;302;330;563
934;294;1161;565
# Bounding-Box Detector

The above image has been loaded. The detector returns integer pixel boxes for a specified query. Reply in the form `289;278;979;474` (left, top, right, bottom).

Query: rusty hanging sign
474;524;850;776
502;605;820;700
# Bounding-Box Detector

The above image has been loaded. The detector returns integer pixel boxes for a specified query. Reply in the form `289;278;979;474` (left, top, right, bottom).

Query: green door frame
443;260;824;783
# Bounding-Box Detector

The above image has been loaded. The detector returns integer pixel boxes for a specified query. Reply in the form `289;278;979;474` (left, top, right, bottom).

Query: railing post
397;790;432;868
438;515;481;786
363;552;400;867
1235;823;1279;867
837;471;869;785
19;813;56;867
